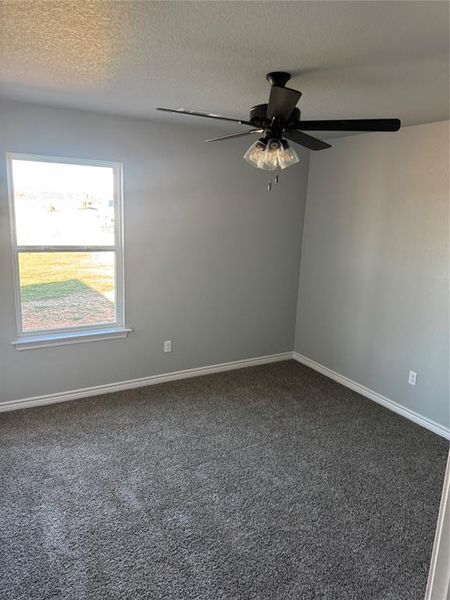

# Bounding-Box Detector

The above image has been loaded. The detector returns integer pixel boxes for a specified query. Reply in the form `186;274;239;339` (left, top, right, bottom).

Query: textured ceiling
0;1;448;137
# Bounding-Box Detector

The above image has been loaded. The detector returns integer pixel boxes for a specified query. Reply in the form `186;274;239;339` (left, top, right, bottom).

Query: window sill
12;327;132;351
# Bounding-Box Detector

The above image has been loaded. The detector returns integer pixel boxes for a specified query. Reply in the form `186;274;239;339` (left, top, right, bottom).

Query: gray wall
0;99;309;402
295;121;449;428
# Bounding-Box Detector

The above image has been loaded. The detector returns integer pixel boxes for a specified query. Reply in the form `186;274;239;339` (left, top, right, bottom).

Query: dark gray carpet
0;361;447;600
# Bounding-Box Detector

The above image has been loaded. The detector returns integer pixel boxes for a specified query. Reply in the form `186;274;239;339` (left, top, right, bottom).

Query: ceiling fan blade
206;129;263;143
295;119;401;132
284;130;331;151
156;107;253;126
266;86;301;122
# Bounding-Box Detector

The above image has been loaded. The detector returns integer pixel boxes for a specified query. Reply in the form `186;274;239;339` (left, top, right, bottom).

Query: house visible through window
7;154;126;345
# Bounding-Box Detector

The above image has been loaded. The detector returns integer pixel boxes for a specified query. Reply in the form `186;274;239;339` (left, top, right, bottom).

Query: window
7;153;130;349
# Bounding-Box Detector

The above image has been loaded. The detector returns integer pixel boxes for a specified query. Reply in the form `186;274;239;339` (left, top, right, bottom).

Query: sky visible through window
12;159;117;332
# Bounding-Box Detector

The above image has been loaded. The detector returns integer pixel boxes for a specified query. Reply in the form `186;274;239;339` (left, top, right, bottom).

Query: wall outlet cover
408;370;417;386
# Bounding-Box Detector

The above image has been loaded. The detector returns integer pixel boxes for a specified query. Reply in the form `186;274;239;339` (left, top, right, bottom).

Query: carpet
0;360;447;600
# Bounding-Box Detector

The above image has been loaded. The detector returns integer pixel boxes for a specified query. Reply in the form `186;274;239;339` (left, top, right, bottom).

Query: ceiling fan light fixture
277;140;300;170
243;138;300;171
260;139;283;171
243;138;268;169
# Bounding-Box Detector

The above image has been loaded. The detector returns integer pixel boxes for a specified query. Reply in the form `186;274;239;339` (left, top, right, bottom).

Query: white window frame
6;152;131;350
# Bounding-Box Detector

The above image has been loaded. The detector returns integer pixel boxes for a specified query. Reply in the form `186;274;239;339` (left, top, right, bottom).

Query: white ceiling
0;1;448;137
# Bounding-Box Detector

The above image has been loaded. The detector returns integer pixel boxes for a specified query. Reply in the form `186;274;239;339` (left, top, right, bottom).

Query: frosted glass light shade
243;138;299;171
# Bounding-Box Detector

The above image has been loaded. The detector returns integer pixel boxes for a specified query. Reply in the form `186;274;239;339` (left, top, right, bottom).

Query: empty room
0;1;449;599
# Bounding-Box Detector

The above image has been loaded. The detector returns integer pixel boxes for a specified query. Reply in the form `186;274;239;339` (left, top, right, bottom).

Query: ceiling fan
157;72;401;189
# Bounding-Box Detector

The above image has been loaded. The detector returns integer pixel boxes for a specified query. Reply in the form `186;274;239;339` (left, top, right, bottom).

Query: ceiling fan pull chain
267;177;272;192
275;172;279;185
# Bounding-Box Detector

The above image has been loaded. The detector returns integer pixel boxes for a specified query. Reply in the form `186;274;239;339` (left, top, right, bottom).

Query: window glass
8;155;123;337
12;160;115;246
18;251;116;332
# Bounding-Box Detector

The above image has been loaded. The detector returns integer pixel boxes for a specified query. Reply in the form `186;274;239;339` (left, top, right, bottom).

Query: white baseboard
293;352;450;440
0;352;292;413
3;350;448;441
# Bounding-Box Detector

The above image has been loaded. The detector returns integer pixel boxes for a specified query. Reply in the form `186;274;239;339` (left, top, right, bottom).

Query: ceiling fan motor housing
249;104;301;132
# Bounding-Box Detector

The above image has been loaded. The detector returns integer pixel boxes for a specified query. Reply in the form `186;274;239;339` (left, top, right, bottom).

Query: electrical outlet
408;370;417;386
164;340;172;353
